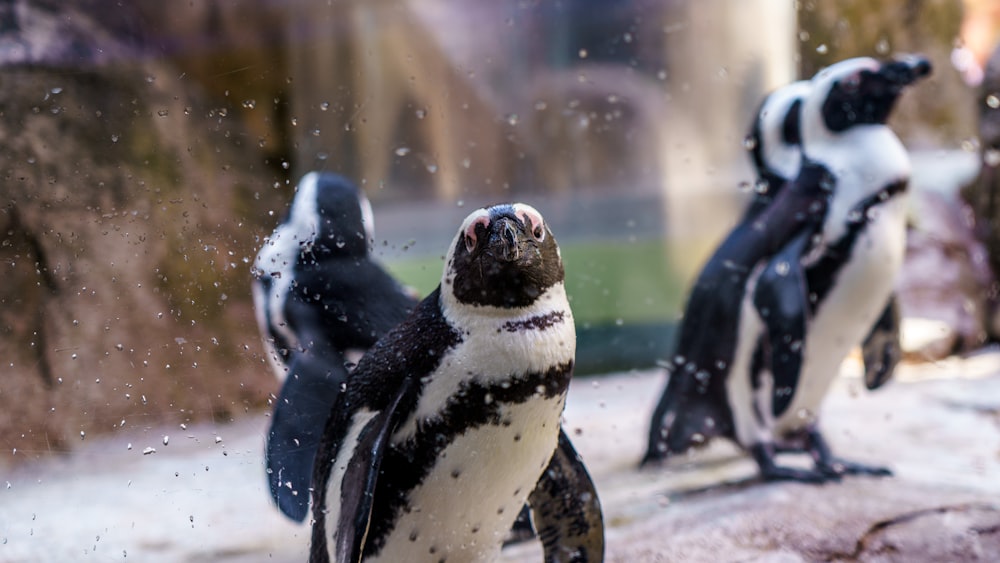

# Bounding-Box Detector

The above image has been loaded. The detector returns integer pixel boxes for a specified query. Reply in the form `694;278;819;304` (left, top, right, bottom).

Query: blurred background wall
0;0;991;461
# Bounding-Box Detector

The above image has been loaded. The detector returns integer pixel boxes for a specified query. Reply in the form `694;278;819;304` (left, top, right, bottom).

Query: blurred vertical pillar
659;0;797;277
286;0;512;201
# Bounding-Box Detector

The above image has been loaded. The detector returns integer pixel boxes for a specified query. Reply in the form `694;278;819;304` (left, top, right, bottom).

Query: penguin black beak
878;55;932;88
489;217;523;263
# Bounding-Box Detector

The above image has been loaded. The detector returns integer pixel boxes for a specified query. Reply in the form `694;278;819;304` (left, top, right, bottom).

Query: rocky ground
3;351;1000;562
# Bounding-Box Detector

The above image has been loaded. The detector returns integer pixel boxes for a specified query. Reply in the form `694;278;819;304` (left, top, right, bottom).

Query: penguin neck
805;124;909;198
439;279;572;329
805;124;911;242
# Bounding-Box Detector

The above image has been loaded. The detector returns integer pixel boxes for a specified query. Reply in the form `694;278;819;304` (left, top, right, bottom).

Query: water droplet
986;149;1000;167
988;95;1000;109
111;134;120;143
214;436;222;444
775;261;790;276
142;447;156;455
395;147;411;156
162;436;169;446
242;99;256;109
80;431;85;440
156;109;169;117
426;163;438;174
505;113;519;126
320;101;330;111
742;136;757;150
578;48;588;59
816;44;828;54
415;108;426;119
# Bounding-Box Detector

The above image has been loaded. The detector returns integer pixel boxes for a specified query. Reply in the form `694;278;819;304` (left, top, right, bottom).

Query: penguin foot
805;429;892;478
817;458;892;478
760;464;836;484
751;443;837;484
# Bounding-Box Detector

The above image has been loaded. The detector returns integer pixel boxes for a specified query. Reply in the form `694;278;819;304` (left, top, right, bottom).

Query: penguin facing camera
309;204;604;563
645;55;931;483
251;171;417;521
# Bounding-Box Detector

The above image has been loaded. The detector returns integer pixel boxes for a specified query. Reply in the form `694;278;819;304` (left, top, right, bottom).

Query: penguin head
806;55;932;135
444;203;564;309
289;171;374;258
746;80;811;185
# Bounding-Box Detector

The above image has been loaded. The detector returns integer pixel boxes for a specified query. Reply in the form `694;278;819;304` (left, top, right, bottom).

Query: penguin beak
488;217;525;263
876;55;932;89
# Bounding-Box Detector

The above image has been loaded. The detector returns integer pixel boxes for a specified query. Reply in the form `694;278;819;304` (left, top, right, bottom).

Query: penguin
308;204;604;563
742;79;811;221
645;56;931;482
743;74;904;416
251;171;418;521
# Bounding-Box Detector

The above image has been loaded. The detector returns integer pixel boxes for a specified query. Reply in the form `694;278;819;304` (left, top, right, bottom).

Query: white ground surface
3;351;1000;562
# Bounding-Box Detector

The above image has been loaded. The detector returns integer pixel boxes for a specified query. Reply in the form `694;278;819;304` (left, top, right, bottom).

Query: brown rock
0;1;284;463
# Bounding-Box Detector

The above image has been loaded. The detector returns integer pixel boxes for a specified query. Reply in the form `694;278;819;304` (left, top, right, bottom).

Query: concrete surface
2;351;1000;562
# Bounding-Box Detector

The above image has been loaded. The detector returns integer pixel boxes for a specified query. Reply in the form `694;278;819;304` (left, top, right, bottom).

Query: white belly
369;397;564;563
773;202;906;434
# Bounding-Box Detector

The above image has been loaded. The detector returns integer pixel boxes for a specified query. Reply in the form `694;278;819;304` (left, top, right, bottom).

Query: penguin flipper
754;232;813;418
528;428;605;562
334;376;415;563
861;296;901;390
266;344;349;522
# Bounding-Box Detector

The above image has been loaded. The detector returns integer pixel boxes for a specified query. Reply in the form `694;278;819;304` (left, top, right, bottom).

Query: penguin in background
252;171;417;521
645;56;931;482
743;74;904;418
309;204;604;563
742;79;811;221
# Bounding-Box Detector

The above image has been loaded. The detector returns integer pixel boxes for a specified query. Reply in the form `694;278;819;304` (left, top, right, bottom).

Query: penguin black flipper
753;229;815;418
644;161;832;464
861;296;901;390
335;376;416;563
528;428;605;562
266;302;349;521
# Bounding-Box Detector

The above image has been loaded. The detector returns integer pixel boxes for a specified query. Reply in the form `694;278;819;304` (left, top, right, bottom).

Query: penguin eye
840;72;862;93
515;208;545;242
464;215;490;253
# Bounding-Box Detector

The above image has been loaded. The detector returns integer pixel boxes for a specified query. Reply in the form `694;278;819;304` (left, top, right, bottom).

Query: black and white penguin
742;79;811;221
309;204;604;563
645;56;931;482
252;171;417;521
744;75;904;414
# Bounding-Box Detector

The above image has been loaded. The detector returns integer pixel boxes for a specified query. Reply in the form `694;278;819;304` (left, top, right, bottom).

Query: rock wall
0;2;285;463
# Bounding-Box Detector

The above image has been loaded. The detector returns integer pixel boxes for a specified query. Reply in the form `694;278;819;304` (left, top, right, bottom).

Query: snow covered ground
3;351;1000;562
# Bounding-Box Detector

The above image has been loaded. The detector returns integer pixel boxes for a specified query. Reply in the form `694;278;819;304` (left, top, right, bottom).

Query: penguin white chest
369;397;564;563
775;199;907;434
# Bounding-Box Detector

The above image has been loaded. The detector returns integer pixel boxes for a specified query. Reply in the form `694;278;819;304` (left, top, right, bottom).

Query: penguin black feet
750;443;833;484
750;431;892;484
807;429;892;478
